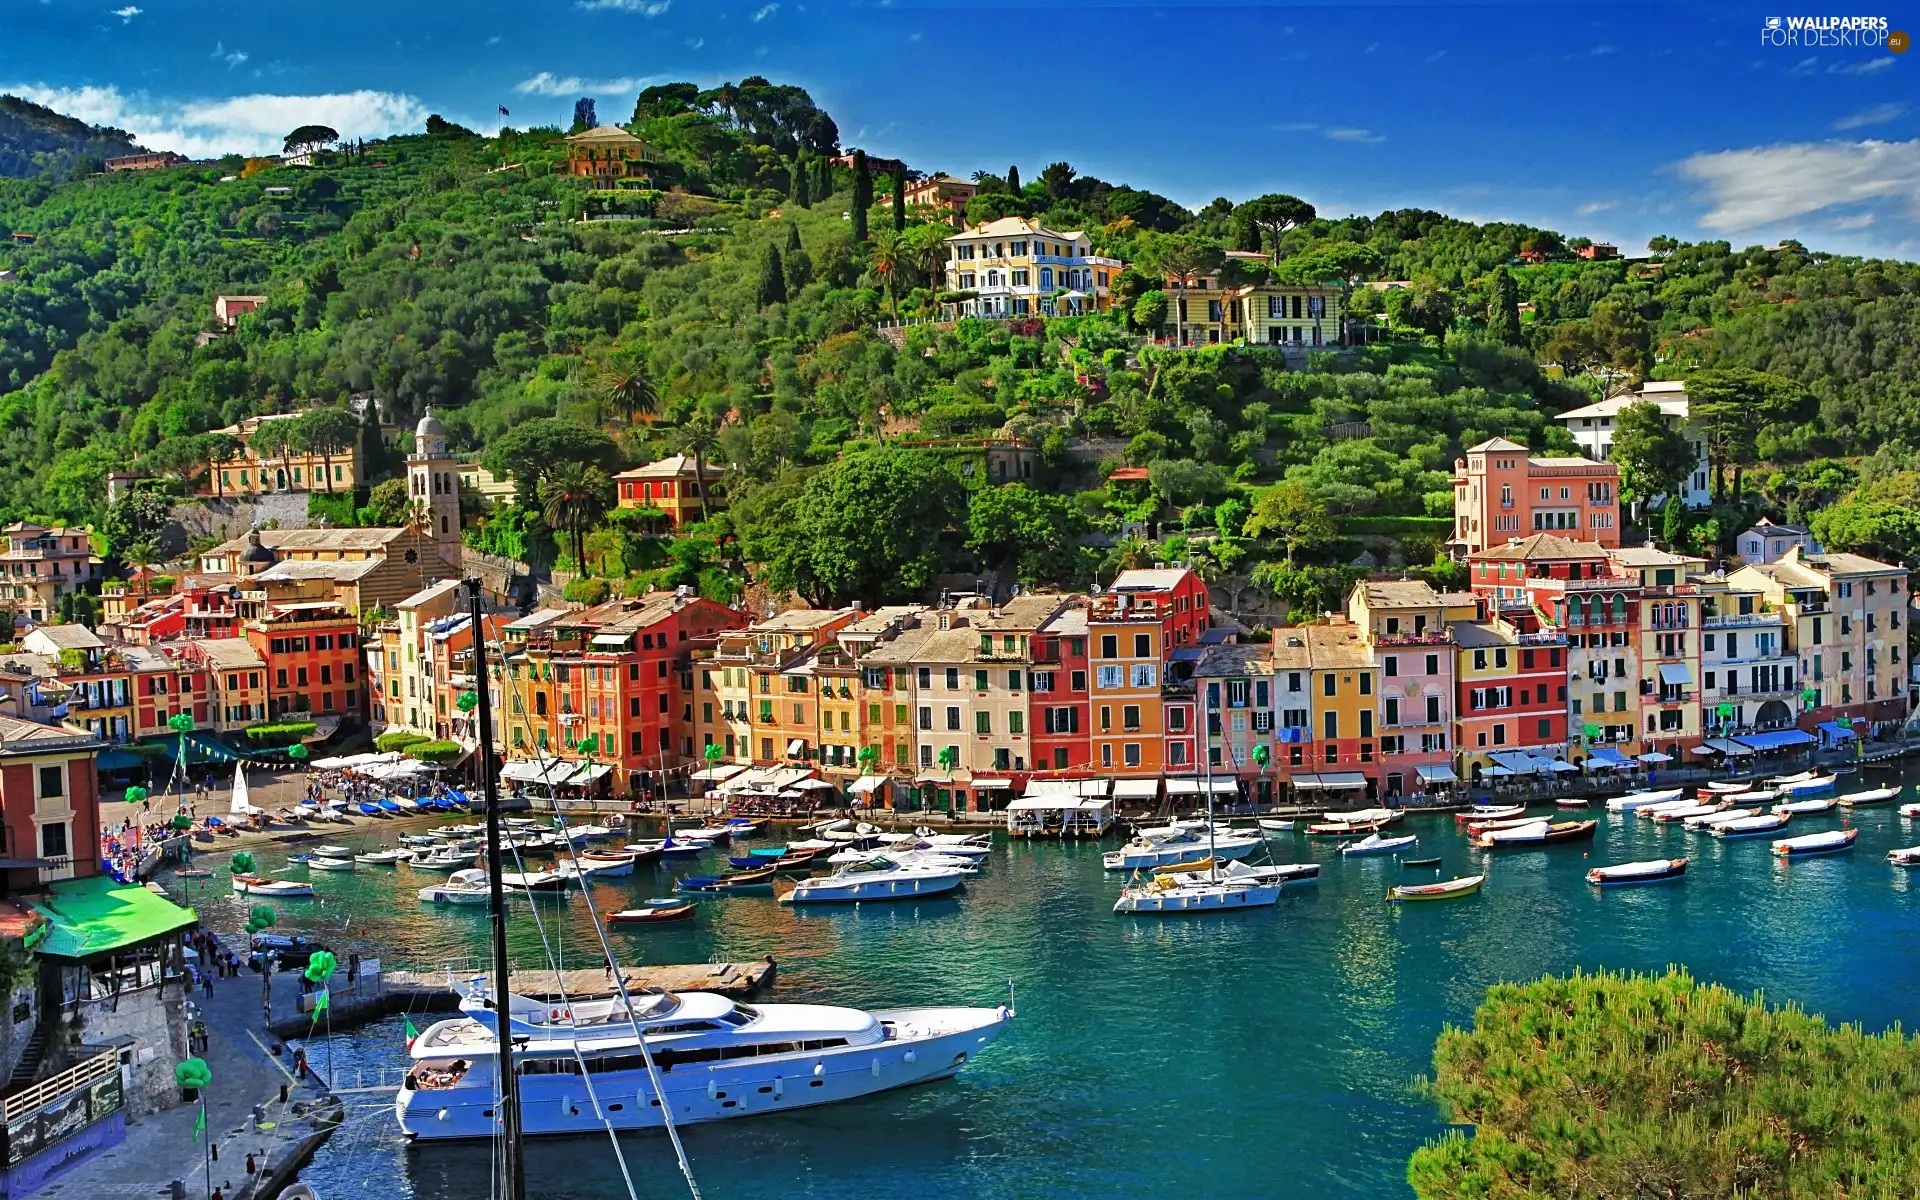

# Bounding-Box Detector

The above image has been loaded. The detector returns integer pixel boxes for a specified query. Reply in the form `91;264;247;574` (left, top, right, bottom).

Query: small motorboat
1629;798;1704;820
1321;807;1398;825
676;865;779;895
355;848;410;865
399;834;439;848
1900;803;1920;820
1472;820;1596;849
1648;802;1723;823
1463;815;1551;834
1256;818;1295;832
1454;805;1526;824
1401;857;1442;869
419;869;490;905
177;867;213;879
1840;786;1902;807
1887;846;1920;866
1388;875;1484;903
1710;813;1792;839
1606;789;1687;813
1156;860;1319;888
777;858;968;904
1587;858;1688;887
1342;833;1418;857
1777;775;1837;797
1772;828;1858;857
1685;807;1757;830
723;817;768;837
655;837;713;858
1554;797;1591;809
358;802;383;818
499;869;568;892
313;845;351;856
1703;780;1755;795
378;798;403;815
392;797;420;813
1305;820;1385;837
672;824;735;845
565;852;637;878
408;850;472;872
1772;796;1838;815
1770;769;1821;786
1103;830;1263;870
606;899;696;924
232;875;315;897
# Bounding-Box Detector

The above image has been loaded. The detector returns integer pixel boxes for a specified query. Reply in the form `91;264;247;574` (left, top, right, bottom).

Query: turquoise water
179;764;1920;1200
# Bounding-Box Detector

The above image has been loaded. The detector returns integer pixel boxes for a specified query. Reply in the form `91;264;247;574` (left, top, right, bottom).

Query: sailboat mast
465;580;525;1200
1204;687;1216;882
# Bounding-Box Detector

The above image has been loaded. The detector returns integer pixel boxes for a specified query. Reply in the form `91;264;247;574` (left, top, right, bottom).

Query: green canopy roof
140;732;285;765
29;877;197;961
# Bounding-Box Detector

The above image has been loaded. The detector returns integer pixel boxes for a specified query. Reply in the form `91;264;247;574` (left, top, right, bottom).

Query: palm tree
904;222;951;312
867;228;909;322
599;355;661;425
672;408;724;522
539;462;611;577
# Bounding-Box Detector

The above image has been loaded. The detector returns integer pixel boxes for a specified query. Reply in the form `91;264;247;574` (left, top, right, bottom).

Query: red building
1107;567;1211;651
124;646;212;738
1029;606;1091;773
0;716;103;890
246;602;365;722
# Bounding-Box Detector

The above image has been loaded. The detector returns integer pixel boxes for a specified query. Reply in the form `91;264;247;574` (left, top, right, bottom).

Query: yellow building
941;216;1124;318
206;413;365;496
613;456;718;529
1158;256;1347;348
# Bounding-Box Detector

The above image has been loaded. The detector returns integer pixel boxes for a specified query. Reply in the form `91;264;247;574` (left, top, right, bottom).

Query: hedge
244;721;318;739
375;730;430;753
1336;515;1453;537
403;740;465;764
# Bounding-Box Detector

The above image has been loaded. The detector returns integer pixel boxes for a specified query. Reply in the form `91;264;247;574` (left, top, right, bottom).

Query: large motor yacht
396;980;1010;1139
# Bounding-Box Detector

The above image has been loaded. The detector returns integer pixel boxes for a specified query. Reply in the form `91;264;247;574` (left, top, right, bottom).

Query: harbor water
180;762;1920;1199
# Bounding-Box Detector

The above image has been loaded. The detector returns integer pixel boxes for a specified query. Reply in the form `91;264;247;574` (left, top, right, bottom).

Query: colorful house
612;455;717;528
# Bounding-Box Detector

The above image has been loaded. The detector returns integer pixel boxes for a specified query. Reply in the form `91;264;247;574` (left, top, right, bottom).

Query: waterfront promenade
39;940;331;1200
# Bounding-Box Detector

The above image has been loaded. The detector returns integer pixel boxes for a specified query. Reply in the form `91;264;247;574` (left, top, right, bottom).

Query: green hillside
0;93;140;179
2;79;1918;615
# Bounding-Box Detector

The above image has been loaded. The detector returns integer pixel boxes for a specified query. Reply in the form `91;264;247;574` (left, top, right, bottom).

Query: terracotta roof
1111;568;1195;593
211;527;406;554
751;607;857;634
23;625;105;652
1471;534;1608;562
564;124;649;144
192;638;265;670
1465;437;1529;453
253;559;389;582
613;455;704;481
0;714;105;756
1357;580;1444;609
859;624;937;665
1305;623;1372;670
975;594;1071;631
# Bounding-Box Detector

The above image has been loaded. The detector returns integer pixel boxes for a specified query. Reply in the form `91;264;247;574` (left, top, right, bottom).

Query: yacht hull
394;1006;1009;1140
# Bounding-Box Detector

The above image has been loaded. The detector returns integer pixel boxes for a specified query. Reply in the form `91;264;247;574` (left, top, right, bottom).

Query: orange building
903;174;977;227
245;602;365;723
612;455;717;528
1450;437;1621;556
0;716;105;887
562;125;657;185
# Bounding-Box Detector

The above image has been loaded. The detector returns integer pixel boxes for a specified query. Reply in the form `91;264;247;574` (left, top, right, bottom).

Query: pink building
1346;581;1477;798
1450;437;1621;557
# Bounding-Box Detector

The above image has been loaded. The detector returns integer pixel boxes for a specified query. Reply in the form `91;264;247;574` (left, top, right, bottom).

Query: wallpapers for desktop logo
1759;14;1906;47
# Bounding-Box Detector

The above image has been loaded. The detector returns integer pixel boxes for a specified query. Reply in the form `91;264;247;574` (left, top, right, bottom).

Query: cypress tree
792;155;811;207
1486;265;1524;346
891;162;907;231
757;243;787;307
850;150;870;243
816;156;833;200
1007;164;1020;192
785;222;802;253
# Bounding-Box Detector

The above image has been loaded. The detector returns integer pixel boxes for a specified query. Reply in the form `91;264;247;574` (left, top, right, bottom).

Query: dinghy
1771;828;1857;858
1684;807;1757;830
355;848;410;865
1900;803;1920;819
1887;845;1920;866
1388;875;1484;903
1554;797;1591;809
1648;802;1723;823
1471;820;1596;849
232;874;315;897
1777;775;1837;796
1771;796;1838;815
1606;788;1687;813
358;802;382;818
1454;805;1526;824
1587;858;1688;887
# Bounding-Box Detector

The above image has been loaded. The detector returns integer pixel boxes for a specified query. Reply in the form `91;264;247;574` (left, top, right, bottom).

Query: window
946;668;960;691
974;669;989;692
1129;663;1157;688
1008;712;1024;735
1359;674;1372;696
39;822;67;860
1133;633;1151;658
976;711;991;735
1383;656;1397;678
1071;670;1087;692
946;706;961;731
1323;674;1336;697
917;667;931;689
1123;743;1141;767
1322;712;1338;739
1168;707;1185;732
1100;635;1118;658
1122;705;1141;730
37;766;61;798
1360;711;1373;737
1096;665;1125;689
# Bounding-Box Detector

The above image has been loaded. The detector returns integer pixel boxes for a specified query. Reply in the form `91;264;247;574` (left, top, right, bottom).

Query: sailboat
1113;724;1283;914
230;762;262;820
393;581;1012;1149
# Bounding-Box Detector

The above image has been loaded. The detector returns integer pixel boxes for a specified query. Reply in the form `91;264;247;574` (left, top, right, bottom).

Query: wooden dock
383;958;777;1002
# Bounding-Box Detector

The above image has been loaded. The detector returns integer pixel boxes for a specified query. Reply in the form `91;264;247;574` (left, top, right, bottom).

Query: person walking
201;968;214;998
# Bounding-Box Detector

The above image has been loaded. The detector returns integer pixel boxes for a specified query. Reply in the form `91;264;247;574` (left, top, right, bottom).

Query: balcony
1376;631;1450;646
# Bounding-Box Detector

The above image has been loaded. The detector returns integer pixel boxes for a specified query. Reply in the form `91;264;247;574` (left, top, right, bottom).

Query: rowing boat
1839;786;1902;807
1401;857;1441;868
1772;828;1857;857
1388;874;1484;903
1587;858;1688;887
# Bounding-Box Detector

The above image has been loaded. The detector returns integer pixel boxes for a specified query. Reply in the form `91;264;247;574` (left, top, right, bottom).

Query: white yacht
395;982;1010;1139
419;868;491;905
823;845;978;871
1112;872;1282;913
776;858;966;903
1102;828;1262;870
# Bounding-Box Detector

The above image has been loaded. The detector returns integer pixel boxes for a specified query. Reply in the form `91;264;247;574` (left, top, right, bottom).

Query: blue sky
4;1;1916;258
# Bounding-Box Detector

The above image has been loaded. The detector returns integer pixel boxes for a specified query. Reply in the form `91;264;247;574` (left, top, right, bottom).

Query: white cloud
1363;41;1378;54
1833;102;1907;130
751;3;778;20
685;36;704;48
1678;136;1920;231
576;0;668;12
0;83;431;158
1832;212;1877;229
1325;127;1384;144
1591;43;1619;55
109;5;140;21
1575;200;1616;215
1832;56;1897;75
514;72;658;96
211;42;248;68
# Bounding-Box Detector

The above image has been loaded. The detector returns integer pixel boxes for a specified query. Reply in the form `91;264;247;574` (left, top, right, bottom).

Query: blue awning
1733;729;1816;752
1586;747;1634;769
96;748;151;773
1816;721;1857;742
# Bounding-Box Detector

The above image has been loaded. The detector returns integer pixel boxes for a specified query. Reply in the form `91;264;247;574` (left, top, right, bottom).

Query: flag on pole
404;1015;420;1049
308;987;330;1029
498;105;510;117
193;1106;206;1143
